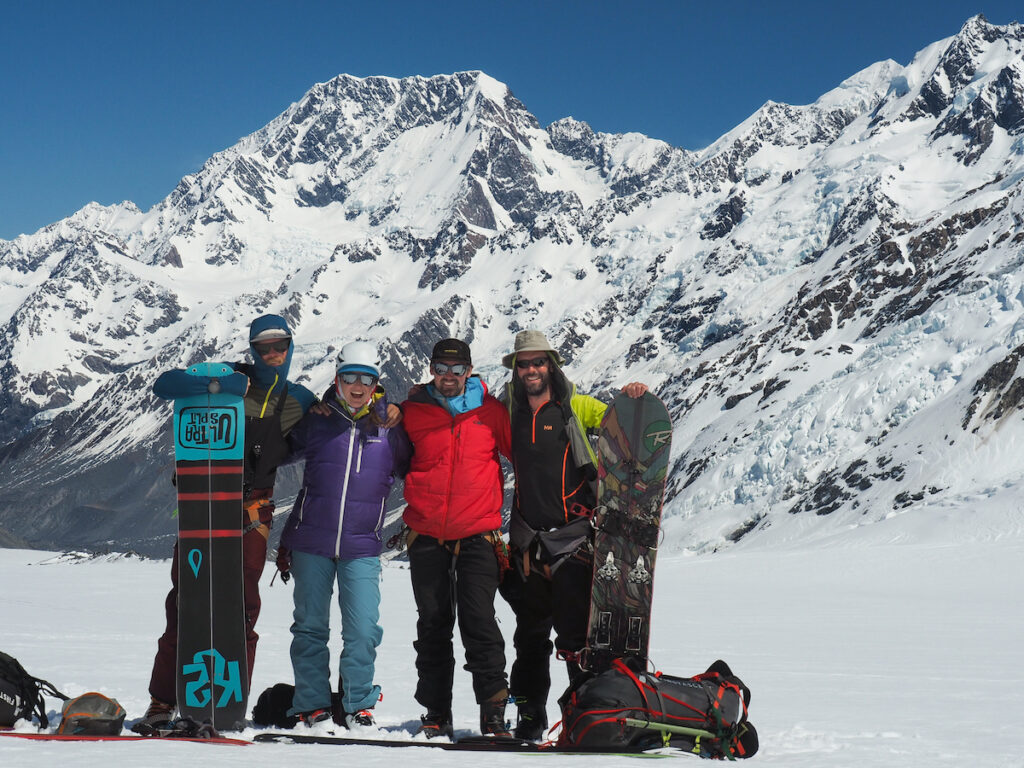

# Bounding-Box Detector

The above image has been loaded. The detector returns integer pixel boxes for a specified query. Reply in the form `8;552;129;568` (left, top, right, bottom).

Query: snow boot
131;697;175;734
480;696;511;737
346;707;375;728
513;698;547;740
417;708;454;739
299;708;332;727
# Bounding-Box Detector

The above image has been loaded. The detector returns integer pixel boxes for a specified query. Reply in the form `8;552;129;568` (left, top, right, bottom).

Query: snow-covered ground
1;512;1022;766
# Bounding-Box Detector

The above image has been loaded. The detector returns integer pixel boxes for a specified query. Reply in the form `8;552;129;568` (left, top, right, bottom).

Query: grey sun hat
250;327;291;343
501;330;566;369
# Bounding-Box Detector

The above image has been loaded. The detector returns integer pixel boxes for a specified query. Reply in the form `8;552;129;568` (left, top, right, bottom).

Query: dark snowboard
584;391;672;673
172;363;248;730
253;731;676;754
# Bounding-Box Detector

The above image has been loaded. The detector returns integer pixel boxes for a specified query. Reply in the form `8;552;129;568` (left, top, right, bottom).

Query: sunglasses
254;339;290;355
432;362;469;376
515;356;549;370
338;372;378;386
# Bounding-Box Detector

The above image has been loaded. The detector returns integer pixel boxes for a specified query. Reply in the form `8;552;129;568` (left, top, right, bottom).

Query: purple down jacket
281;392;411;559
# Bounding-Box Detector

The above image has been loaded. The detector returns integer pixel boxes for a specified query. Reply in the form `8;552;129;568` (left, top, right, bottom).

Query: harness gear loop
243;496;273;539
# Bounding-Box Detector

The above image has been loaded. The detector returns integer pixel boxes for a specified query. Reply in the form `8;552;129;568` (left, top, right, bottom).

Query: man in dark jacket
500;329;646;740
401;338;513;739
136;314;316;732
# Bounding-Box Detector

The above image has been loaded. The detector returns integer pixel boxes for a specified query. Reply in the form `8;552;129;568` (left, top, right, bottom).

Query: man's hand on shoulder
383;403;403;427
621;382;648;398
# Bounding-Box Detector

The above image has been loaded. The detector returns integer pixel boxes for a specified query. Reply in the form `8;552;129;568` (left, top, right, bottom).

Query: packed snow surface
1;507;1021;766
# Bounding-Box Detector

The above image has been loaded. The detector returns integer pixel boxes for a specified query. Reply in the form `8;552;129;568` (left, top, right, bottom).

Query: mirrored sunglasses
515;356;549;370
432;362;468;376
254;339;291;354
338;372;378;386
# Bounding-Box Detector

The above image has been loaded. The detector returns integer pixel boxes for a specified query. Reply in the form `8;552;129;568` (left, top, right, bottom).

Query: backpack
558;658;758;759
57;692;126;735
252;682;347;728
252;683;300;728
0;651;68;729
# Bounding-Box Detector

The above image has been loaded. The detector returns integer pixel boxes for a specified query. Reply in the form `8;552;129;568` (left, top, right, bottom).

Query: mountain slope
1;15;1023;554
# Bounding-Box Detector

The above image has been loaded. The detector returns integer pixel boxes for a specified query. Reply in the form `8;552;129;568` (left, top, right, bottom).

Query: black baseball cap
431;338;472;365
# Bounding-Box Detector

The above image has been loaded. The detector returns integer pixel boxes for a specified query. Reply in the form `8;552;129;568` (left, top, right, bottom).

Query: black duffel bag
558;658;758;759
0;651;68;729
252;681;349;728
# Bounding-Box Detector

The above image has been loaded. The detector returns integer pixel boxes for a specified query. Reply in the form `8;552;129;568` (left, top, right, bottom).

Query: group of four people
139;314;646;740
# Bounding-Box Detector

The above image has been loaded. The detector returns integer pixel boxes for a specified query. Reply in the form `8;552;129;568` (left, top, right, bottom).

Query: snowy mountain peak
958;12;1017;45
813;59;905;111
126;70;556;278
872;13;1024;138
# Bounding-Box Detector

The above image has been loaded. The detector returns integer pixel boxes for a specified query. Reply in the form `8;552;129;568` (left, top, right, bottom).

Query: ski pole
621;717;717;740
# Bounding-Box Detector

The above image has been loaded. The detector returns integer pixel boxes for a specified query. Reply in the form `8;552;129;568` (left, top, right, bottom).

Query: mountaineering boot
131;696;175;734
346;707;375;728
480;695;511;737
513;698;547;740
417;708;454;739
299;708;332;727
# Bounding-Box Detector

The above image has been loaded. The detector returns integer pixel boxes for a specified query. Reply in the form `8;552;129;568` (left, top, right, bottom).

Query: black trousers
504;552;591;706
408;533;508;710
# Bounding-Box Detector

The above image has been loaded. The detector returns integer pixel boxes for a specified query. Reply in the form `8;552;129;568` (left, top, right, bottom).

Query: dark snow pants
504;550;591;706
408;533;508;711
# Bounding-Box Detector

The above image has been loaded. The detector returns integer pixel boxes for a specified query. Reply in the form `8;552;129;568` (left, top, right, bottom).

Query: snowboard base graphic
172;362;248;730
584;391;672;673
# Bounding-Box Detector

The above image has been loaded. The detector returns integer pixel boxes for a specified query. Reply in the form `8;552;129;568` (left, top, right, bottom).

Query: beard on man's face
434;375;465;397
519;367;550;396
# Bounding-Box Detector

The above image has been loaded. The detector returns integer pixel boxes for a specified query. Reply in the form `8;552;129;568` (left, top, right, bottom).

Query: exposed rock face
3;17;1024;554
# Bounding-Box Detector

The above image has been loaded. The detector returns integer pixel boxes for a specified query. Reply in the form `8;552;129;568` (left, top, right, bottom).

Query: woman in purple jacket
280;341;411;728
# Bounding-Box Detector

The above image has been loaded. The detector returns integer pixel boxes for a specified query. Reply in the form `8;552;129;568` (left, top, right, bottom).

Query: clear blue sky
2;1;1020;239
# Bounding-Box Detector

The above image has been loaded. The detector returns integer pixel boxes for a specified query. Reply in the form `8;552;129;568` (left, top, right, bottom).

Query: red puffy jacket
401;382;511;540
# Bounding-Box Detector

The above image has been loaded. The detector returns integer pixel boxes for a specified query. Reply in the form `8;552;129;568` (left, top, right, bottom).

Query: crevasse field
1;504;1021;767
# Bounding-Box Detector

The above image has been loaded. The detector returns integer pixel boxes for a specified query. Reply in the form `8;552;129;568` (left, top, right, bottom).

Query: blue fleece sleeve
287;382;318;415
152;367;248;400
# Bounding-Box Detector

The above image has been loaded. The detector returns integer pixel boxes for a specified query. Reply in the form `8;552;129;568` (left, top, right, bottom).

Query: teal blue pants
288;551;383;715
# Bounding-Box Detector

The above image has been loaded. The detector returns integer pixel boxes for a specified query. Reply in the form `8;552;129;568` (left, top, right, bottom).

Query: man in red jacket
401;338;512;739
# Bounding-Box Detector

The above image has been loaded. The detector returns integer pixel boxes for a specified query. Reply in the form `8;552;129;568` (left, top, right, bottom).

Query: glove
276;546;292;584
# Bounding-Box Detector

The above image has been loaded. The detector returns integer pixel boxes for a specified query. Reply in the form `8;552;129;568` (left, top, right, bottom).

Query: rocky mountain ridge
1;15;1023;555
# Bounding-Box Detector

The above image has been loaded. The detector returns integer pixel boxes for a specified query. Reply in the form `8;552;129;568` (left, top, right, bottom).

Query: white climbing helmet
336;341;381;379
